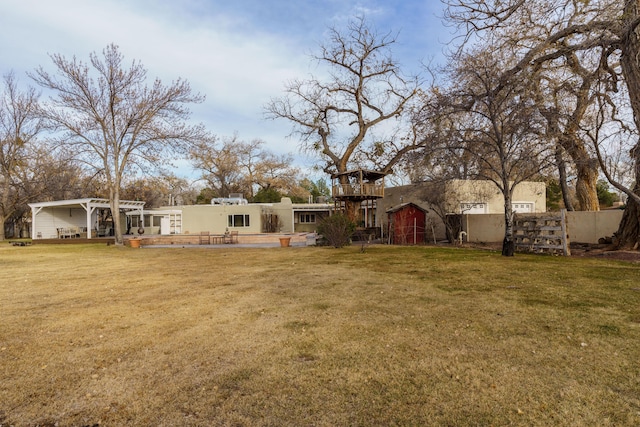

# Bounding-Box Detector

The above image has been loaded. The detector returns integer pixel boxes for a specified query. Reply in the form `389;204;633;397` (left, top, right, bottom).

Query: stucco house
129;197;298;235
28;196;334;242
378;179;546;241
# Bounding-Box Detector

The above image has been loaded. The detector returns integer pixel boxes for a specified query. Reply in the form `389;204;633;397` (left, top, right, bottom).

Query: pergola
29;198;145;239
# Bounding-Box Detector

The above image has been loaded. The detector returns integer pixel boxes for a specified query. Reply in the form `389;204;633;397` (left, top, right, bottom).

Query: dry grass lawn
1;243;639;426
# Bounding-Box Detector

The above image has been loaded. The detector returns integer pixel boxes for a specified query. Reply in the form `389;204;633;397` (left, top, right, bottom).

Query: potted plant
279;236;291;247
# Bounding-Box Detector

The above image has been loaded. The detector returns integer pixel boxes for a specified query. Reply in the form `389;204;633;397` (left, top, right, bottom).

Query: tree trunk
555;144;575;211
615;0;640;248
344;200;361;225
0;213;6;241
502;215;515;256
561;136;599;211
574;161;600;211
445;214;462;243
613;185;640;250
0;179;11;241
502;189;515;256
110;188;124;246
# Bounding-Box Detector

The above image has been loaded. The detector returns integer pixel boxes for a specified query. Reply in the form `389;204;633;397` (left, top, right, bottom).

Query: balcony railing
332;183;384;198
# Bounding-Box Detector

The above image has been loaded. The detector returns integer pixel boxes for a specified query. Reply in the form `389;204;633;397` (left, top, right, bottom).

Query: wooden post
561;209;571;256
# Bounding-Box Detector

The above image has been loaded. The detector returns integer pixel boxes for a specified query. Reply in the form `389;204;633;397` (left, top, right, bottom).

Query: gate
513;210;570;256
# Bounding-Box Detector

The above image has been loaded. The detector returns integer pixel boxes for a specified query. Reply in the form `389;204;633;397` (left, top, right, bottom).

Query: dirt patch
570;243;640;263
460;241;640;263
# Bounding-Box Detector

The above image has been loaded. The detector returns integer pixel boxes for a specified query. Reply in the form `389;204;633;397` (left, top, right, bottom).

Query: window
460;202;487;214
512;202;533;213
299;213;316;223
228;214;250;227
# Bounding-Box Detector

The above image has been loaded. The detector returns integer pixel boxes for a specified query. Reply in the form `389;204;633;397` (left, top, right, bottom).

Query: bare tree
431;50;552;255
6;149;100;238
0;72;44;240
532;51;607;211
443;0;640;247
189;135;300;201
588;90;640;246
31;44;205;244
120;173;197;208
235;139;300;198
265;16;421;220
189;134;246;198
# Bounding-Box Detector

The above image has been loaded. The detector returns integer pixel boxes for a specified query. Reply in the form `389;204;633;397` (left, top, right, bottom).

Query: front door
160;216;171;235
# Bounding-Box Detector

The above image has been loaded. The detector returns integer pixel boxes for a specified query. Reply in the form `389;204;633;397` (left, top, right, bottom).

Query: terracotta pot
129;238;141;248
279;237;291;247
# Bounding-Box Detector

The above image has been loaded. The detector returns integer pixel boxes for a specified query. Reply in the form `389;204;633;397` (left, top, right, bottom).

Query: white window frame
460;202;487;214
299;213;316;224
512;202;534;213
228;214;250;227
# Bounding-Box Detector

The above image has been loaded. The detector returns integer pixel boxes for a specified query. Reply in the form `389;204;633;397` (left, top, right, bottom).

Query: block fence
462;210;624;245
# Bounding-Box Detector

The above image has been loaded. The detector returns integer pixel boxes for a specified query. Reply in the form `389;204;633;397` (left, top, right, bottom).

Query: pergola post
30;206;43;239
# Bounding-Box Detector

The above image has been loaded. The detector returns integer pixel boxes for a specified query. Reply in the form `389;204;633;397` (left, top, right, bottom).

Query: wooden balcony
332;183;384;199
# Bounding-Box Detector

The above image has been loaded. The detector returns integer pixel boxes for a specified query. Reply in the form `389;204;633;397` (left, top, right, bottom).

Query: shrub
317;213;356;248
596;179;619;207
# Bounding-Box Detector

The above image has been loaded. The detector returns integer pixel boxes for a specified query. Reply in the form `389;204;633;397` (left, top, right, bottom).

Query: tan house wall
462;210;623;244
446;179;546;213
268;198;294;233
178;204;262;234
159;198;295;235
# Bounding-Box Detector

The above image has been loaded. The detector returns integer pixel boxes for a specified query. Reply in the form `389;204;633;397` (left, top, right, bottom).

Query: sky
0;0;454;180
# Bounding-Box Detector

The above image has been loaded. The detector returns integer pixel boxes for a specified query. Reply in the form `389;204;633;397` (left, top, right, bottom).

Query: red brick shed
386;203;427;245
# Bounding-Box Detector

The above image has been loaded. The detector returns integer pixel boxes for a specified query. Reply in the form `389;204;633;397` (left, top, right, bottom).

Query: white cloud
1;0;310;146
0;0;450;178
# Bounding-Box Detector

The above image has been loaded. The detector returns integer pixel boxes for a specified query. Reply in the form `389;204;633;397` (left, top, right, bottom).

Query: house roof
125;209;182;216
292;203;334;212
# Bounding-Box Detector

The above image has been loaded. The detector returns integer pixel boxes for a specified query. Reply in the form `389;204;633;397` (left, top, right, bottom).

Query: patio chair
230;230;239;244
199;231;210;245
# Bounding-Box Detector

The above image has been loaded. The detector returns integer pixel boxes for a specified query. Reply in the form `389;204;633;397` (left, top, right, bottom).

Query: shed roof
385;202;427;214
